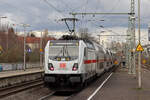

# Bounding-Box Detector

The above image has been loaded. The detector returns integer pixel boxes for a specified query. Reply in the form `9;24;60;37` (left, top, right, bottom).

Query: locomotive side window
84;47;88;57
85;41;95;50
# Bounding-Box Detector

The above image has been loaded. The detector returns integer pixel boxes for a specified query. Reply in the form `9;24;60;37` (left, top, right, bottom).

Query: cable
0;1;45;27
93;0;121;21
87;19;127;36
0;0;65;30
108;0;121;12
95;0;102;12
42;0;66;17
2;1;43;19
70;0;90;12
58;0;74;13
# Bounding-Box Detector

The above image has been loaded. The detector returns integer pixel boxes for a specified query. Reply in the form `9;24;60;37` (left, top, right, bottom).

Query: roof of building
17;36;56;43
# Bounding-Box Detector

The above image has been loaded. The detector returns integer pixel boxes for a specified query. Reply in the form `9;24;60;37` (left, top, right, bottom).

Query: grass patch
133;87;143;91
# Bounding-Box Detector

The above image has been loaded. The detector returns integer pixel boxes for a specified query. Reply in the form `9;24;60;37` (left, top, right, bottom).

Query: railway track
0;78;44;98
38;91;77;100
142;64;150;71
38;66;119;100
135;61;150;71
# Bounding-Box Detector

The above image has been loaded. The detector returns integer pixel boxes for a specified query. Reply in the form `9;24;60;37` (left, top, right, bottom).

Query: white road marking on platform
87;73;113;100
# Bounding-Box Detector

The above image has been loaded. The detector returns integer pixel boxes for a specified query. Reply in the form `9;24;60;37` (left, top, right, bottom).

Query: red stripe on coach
84;60;92;64
84;59;105;64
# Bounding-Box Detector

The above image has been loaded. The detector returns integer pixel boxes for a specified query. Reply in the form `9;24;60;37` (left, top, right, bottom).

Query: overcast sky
0;0;150;34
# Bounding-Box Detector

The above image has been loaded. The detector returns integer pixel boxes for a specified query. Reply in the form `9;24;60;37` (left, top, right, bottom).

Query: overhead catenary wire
42;0;66;17
0;0;68;30
0;1;47;28
71;0;128;35
70;0;90;13
87;20;127;38
42;0;76;31
58;0;75;13
0;1;44;20
0;0;134;33
100;0;122;19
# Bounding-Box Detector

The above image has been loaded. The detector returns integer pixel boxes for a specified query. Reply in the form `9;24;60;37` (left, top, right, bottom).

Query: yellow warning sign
0;46;3;54
142;59;146;64
114;60;118;65
40;48;43;52
136;43;144;51
0;46;3;51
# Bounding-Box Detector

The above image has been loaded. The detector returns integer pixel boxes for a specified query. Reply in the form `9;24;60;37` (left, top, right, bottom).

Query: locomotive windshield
49;43;79;61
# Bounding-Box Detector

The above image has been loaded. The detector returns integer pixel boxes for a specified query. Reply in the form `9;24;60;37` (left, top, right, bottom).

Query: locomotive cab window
49;42;79;61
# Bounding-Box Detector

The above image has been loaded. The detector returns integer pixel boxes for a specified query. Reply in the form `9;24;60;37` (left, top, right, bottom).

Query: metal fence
0;63;42;71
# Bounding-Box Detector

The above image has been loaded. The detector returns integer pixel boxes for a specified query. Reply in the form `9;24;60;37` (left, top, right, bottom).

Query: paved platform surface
0;68;44;78
92;67;150;100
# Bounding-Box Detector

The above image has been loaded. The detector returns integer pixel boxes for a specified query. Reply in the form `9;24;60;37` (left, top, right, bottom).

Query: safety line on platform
87;73;113;100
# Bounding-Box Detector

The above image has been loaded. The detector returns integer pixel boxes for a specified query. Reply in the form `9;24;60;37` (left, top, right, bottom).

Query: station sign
0;46;3;50
142;59;146;64
27;48;32;53
40;48;43;54
136;43;144;52
114;60;118;65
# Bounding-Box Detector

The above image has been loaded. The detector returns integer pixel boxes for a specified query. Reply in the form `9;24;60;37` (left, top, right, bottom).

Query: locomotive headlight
65;57;70;61
72;63;78;71
57;57;61;61
48;63;54;71
76;42;79;46
50;43;53;46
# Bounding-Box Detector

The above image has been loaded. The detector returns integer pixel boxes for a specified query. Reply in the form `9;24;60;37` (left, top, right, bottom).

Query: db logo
60;63;66;68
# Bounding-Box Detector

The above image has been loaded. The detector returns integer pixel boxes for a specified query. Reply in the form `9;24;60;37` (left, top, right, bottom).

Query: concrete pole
23;26;26;71
22;24;30;71
99;35;100;44
40;31;43;68
0;18;1;31
7;25;8;62
138;0;142;88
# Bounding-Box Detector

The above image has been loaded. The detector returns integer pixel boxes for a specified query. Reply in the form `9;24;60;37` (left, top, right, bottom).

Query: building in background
18;36;55;51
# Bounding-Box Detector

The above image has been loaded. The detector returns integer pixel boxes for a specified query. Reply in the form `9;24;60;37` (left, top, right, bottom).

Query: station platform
0;68;44;79
92;67;150;100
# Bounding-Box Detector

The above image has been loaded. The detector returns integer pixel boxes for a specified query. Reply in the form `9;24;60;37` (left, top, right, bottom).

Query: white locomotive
44;39;115;88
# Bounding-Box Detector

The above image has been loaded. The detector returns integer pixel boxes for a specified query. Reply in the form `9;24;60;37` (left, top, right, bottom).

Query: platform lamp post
22;24;30;71
40;31;43;69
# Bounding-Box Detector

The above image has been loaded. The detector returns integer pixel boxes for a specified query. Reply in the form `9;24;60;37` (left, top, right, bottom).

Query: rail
0;78;44;98
142;64;150;71
38;91;77;100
